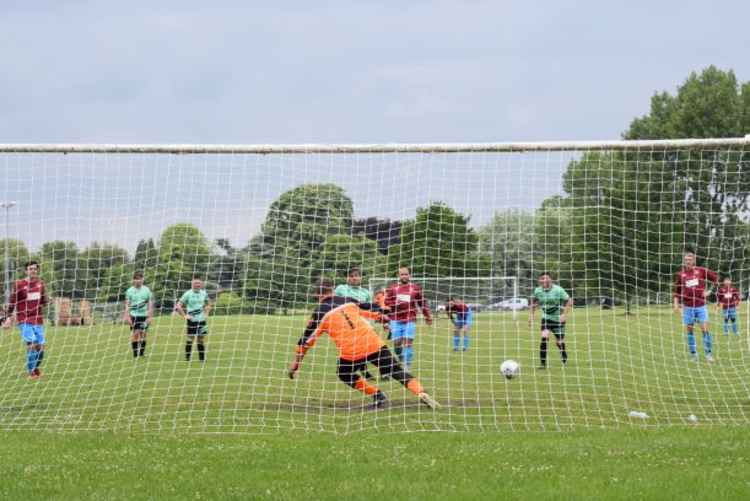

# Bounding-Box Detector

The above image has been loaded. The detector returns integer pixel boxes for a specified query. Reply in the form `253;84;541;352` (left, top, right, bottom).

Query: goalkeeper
288;279;439;410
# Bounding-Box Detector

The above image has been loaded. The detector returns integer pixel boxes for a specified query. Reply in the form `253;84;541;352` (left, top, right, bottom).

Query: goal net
0;139;749;433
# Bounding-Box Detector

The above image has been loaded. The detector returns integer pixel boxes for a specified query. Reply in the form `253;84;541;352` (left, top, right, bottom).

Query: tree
78;242;129;299
312;234;386;285
152;224;211;309
352;217;402;254
37;241;80;298
477;210;536;288
387;202;480;277
134;238;157;271
259;184;354;307
0;238;31;284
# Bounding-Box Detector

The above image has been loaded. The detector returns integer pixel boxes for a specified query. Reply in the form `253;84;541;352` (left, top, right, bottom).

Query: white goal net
0;139;749;433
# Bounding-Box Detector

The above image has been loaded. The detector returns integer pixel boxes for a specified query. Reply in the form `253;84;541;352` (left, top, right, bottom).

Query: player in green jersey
123;271;153;358
529;272;573;369
175;277;213;363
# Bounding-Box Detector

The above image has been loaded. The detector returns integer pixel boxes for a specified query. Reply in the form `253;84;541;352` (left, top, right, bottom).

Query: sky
1;0;749;252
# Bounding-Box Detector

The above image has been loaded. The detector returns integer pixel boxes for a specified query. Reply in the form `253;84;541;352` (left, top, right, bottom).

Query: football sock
540;339;548;366
139;340;147;357
453;335;460;351
26;351;39;374
724;316;730;335
36;349;44;368
686;331;697;354
197;342;205;361
353;378;379;396
732;318;738;335
559;342;568;363
403;346;413;369
132;341;139;358
463;335;470;350
185;340;193;361
703;332;712;355
406;378;424;396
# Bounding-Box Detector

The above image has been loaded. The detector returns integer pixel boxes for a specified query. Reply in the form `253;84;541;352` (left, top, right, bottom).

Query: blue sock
703;332;713;355
453;335;460;351
463;335;470;350
686;331;697;355
404;346;413;369
724;320;729;335
733;321;738;335
26;351;39;374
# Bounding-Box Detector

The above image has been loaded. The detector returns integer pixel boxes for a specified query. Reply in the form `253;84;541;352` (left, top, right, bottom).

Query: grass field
2;306;750;499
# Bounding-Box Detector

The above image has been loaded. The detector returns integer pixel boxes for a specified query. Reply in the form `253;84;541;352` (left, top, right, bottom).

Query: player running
673;252;718;362
716;277;740;336
123;271;153;358
288;279;439;410
384;267;432;371
175;277;212;363
529;272;573;369
446;297;472;352
2;261;49;379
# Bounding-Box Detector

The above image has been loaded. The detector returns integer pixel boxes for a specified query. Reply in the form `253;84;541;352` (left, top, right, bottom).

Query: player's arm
704;269;719;298
415;287;432;325
175;300;189;320
147;297;154;324
560;297;574;323
123;299;133;325
288;306;328;379
673;274;682;313
204;299;213;317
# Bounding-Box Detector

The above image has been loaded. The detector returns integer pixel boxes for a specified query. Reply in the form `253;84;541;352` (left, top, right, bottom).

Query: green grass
1;306;750;498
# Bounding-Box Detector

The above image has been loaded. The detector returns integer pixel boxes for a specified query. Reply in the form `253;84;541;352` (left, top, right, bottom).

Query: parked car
490;298;529;311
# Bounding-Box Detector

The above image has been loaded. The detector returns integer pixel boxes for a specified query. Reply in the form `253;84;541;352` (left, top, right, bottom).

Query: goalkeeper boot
371;391;388;410
418;392;440;409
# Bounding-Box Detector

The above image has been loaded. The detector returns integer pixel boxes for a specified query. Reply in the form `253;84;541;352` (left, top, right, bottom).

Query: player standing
716;277;740;336
123;271;153;358
288;279;439;409
175;277;212;363
673;252;718;362
446;297;472;352
384;267;432;371
529;272;573;369
3;261;48;379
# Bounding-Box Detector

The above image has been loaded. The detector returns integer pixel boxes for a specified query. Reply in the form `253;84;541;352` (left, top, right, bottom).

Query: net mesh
0;140;749;433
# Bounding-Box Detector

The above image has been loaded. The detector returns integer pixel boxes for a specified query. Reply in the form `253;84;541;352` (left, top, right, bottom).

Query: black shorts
186;320;208;336
130;316;149;332
337;347;409;384
541;319;565;339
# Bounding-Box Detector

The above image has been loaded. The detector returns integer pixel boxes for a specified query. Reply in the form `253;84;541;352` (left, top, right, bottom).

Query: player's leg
463;313;472;351
401;322;417;370
368;347;439;408
33;326;46;374
554;328;568;365
130;316;140;357
391;321;405;361
185;321;195;361
337;357;385;407
723;308;730;335
19;324;40;377
138;318;148;357
196;330;207;362
539;322;550;369
453;321;461;352
698;307;712;361
683;308;698;359
730;308;739;335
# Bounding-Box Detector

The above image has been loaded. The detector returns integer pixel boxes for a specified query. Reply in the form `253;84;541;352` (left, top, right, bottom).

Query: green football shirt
532;285;570;322
126;286;152;317
179;289;209;322
334;284;373;303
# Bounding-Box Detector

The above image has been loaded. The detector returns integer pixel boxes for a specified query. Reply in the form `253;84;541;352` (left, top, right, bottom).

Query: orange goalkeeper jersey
298;296;387;361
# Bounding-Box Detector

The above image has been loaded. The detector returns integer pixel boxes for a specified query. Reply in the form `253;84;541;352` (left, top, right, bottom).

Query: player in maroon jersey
716;277;741;336
3;261;49;379
673;252;718;362
384;267;432;371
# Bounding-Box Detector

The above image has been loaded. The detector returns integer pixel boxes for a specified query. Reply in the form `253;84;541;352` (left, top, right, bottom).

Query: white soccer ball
500;359;520;380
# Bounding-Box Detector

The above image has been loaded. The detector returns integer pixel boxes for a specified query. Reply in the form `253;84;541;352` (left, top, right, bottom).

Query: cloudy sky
1;1;749;251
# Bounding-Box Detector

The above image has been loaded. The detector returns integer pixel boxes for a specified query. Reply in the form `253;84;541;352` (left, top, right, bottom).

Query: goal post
0;137;749;434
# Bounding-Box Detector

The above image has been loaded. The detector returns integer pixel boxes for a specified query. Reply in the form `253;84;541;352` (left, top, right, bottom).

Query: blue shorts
390;321;416;341
683;306;708;326
723;307;737;321
19;323;45;344
454;312;473;329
